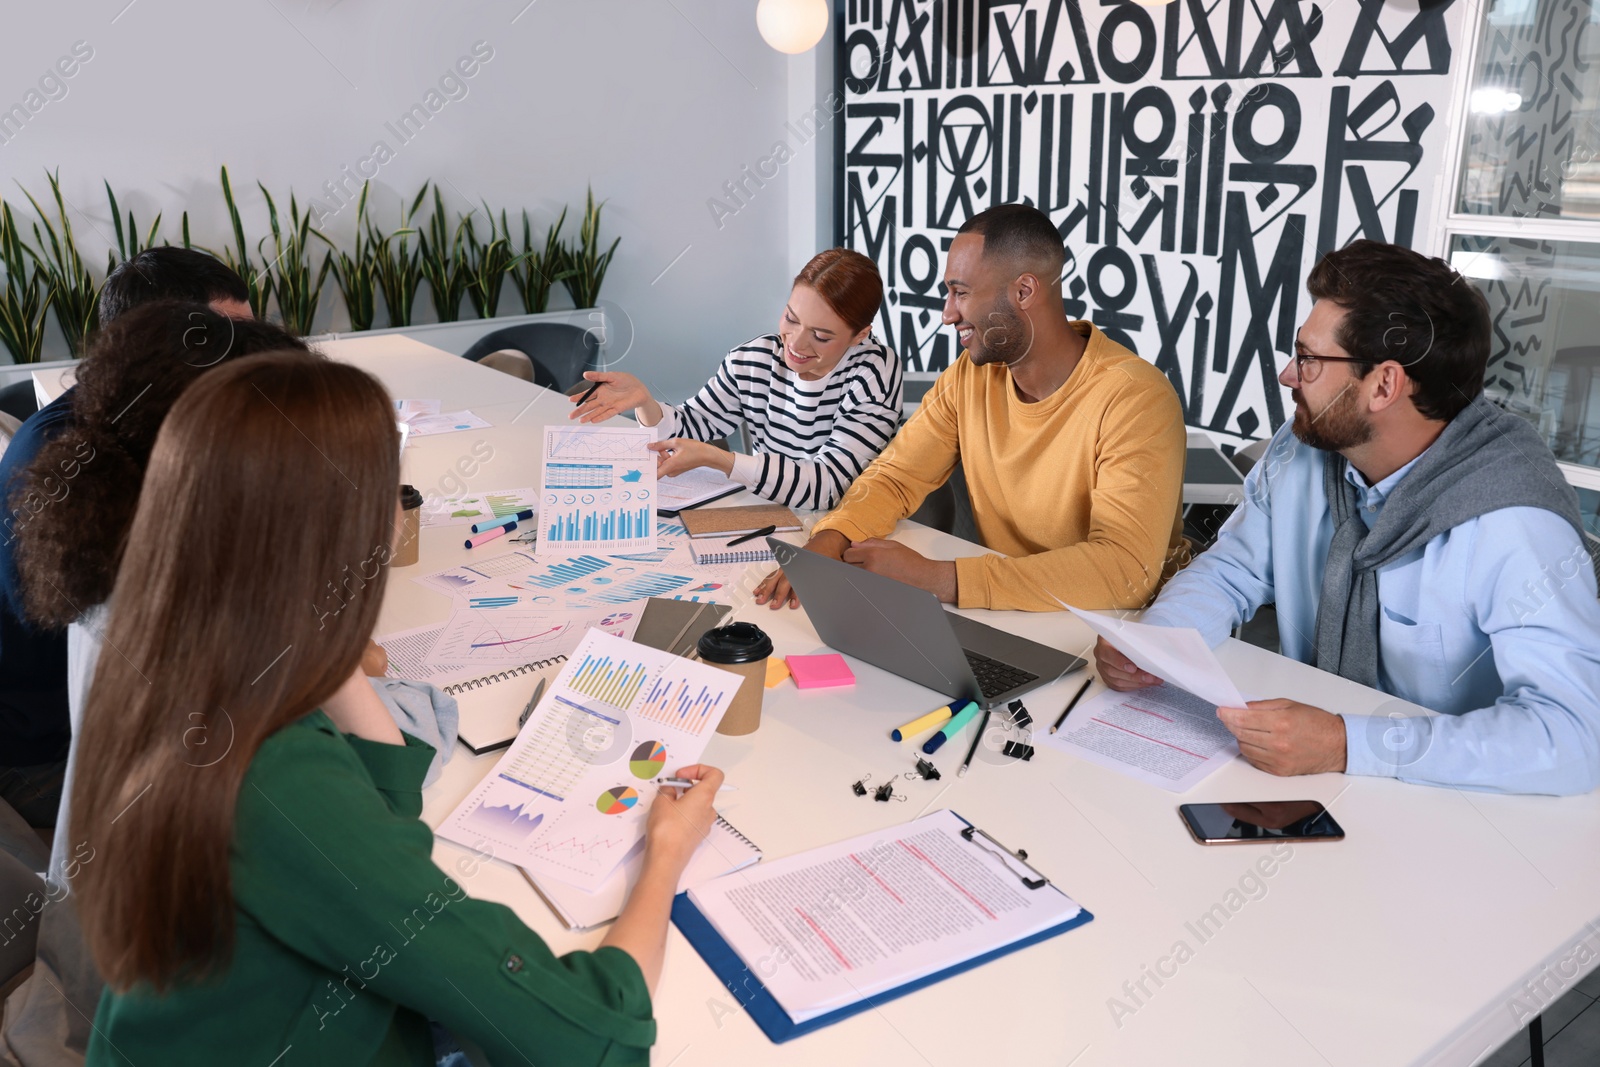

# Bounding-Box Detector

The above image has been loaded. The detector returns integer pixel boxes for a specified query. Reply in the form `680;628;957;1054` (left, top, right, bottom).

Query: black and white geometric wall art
834;0;1467;446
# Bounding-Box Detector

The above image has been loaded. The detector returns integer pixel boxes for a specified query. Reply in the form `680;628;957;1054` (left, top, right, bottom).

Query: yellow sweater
813;322;1187;612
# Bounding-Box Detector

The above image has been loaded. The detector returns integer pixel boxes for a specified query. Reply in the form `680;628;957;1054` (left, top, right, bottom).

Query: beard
962;297;1031;367
1290;384;1373;452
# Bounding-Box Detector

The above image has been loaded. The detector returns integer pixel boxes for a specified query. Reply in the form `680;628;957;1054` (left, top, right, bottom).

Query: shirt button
1366;504;1377;512
505;955;524;972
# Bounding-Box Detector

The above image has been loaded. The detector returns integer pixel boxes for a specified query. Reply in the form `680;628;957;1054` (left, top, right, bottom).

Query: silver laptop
769;539;1084;709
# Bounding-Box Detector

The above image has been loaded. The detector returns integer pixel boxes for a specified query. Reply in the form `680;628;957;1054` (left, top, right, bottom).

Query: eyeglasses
1286;352;1368;384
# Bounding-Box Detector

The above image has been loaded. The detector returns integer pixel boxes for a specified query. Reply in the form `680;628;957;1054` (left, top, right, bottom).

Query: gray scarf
1313;394;1585;689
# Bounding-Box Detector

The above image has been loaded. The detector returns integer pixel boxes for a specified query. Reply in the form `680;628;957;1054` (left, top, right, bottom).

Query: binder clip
1002;741;1035;761
910;758;941;781
851;776;871;797
1007;700;1033;730
874;782;896;802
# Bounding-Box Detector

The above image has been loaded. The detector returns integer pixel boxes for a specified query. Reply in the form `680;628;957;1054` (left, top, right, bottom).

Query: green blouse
89;711;656;1065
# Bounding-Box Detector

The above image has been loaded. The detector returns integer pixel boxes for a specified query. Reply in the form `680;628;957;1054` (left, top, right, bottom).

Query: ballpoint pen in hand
518;677;549;728
654;777;738;791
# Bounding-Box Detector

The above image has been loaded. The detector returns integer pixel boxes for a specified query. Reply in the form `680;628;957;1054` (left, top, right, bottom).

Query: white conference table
40;337;1600;1066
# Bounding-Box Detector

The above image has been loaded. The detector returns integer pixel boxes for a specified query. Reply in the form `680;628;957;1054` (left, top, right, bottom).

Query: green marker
922;701;980;755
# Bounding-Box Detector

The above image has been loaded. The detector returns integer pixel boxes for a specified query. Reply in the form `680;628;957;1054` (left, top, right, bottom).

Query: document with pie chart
435;629;739;892
538;426;657;558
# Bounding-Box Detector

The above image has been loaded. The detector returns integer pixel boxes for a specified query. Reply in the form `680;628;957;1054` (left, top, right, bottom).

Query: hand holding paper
1066;606;1247;708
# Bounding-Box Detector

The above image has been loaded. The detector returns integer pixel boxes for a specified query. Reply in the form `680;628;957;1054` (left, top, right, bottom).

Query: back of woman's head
11;301;310;627
72;350;400;991
794;248;883;335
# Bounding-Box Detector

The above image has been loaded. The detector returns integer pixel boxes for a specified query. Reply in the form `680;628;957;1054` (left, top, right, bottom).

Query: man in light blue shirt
1097;240;1600;795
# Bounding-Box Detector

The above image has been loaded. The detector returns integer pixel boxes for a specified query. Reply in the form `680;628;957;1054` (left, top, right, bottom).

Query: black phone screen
1179;801;1345;843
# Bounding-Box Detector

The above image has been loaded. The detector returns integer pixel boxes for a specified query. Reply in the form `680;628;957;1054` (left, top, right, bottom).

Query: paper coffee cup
697;623;774;736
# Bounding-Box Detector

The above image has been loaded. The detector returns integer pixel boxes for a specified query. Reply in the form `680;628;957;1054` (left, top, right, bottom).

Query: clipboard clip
960;824;1051;890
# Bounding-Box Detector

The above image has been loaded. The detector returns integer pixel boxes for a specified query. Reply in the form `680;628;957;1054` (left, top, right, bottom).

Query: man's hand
842;539;958;603
1093;637;1161;690
754;530;848;610
649;438;732;479
1216;699;1348;776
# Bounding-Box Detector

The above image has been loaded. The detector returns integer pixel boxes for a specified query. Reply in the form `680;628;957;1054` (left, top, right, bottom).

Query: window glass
1457;0;1600;218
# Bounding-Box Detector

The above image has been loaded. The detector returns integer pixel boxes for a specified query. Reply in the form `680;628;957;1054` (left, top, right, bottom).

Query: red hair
794;248;882;335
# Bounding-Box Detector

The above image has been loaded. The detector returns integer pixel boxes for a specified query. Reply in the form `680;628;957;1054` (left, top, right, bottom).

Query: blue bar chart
546;505;653;545
638;675;727;736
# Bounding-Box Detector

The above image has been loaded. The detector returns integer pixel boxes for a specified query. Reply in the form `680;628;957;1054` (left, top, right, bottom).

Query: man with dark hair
1097;240;1600;795
98;246;252;324
757;202;1187;611
0;251;253;828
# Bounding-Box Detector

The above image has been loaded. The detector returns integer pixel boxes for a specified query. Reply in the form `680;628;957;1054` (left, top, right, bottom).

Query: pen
654;777;738;792
726;524;777;547
470;509;534;534
1049;678;1093;733
465;523;515;549
517;677;548;728
574;379;602;406
957;706;991;778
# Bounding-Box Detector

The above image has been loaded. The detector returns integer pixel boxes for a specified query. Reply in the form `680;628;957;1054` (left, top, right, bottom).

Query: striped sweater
653;334;903;511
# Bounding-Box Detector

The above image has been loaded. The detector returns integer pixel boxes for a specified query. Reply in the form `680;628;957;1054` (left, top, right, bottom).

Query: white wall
0;0;831;402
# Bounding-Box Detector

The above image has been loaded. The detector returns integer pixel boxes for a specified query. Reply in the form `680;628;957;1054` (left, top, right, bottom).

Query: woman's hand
642;764;724;877
321;664;405;745
649;438;733;479
568;371;661;425
361;639;388;677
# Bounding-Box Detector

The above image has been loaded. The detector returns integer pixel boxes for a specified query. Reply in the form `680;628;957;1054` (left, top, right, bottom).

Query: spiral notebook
689;536;777;566
444;655;568;755
522;814;762;930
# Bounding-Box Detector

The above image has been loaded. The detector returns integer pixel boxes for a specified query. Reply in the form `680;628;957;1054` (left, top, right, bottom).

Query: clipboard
669;810;1094;1043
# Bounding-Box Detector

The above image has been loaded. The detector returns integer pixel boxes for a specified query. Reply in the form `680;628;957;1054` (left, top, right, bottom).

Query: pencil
1049;679;1093;734
956;705;992;778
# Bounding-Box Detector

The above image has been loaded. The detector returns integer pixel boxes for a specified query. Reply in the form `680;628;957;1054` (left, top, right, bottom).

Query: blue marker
922;701;981;755
470;509;535;534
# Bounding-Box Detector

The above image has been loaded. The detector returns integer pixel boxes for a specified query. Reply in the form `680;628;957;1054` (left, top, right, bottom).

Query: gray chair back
460;323;598;392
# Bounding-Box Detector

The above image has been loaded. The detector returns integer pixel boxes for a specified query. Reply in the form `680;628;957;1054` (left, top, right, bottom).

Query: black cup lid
400;484;424;510
696;622;772;664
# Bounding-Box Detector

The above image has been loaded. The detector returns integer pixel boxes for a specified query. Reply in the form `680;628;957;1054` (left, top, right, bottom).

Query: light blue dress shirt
1141;422;1600;795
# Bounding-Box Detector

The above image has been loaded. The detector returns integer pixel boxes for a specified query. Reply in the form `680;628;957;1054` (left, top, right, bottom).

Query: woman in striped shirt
570;248;902;511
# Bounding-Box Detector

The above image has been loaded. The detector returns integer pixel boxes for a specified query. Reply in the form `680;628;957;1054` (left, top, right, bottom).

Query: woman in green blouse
69;351;723;1065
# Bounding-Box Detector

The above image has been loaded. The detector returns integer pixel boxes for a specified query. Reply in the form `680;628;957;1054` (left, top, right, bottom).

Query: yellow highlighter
891;698;969;742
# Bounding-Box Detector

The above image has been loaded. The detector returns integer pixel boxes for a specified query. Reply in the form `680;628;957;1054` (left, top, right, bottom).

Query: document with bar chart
435;630;739;891
538;426;658;558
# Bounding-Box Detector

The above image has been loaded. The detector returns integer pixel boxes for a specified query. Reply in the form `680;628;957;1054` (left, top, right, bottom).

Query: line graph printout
437;630;739;890
424;607;640;668
539;427;657;558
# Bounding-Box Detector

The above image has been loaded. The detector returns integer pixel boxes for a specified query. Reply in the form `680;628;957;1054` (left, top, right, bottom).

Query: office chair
0;382;39;424
460;323;598;393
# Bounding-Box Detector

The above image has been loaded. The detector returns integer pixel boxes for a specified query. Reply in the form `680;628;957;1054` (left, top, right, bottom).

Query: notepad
522;814;762;930
786;653;854;688
679;503;802;539
674;809;1091;1040
442;657;568;755
764;658;792;688
689;536;776;566
657;467;744;514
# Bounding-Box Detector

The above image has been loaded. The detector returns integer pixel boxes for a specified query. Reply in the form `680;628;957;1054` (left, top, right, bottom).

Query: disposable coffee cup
697;623;774;736
393;484;423;567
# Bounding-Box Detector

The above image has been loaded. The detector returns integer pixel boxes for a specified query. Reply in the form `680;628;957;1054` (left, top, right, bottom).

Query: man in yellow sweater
755;204;1186;612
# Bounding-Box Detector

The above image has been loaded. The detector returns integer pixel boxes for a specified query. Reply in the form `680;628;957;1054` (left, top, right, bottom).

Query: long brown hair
11;301;310;628
71;351;399;992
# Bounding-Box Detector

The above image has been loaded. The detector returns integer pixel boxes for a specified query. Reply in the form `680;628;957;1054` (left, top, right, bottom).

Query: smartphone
1178;801;1345;845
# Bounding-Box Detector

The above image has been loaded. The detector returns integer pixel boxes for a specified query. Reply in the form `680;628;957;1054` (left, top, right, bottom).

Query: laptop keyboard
964;650;1039;699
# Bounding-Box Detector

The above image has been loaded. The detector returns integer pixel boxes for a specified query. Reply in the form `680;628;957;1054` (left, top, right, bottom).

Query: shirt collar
1341;445;1430;511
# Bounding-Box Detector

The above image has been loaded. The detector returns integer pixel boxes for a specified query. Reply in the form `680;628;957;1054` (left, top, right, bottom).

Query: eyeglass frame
1286;351;1371;384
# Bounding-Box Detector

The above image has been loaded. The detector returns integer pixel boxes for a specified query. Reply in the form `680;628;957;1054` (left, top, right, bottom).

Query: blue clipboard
669;812;1095;1044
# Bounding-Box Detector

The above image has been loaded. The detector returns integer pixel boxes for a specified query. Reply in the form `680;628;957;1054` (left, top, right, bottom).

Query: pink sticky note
786;653;855;689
